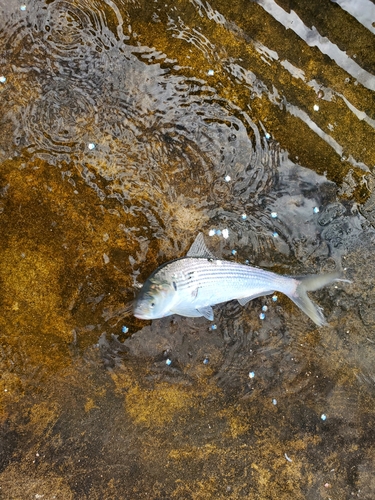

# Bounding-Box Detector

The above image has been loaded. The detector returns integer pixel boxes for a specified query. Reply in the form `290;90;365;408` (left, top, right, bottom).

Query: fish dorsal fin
187;233;217;259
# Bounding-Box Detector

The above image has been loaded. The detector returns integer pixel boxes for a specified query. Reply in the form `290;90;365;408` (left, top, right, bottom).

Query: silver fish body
133;233;345;326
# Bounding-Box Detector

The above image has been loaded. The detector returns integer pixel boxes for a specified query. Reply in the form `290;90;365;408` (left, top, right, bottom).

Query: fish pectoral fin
170;304;214;320
196;306;214;321
238;291;275;306
187;233;217;259
170;305;203;318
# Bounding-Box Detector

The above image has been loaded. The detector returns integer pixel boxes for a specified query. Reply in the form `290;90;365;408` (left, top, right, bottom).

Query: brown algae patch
0;245;70;342
28;401;61;437
0;372;24;419
109;362;199;427
225;413;252;439
248;435;318;500
166;432;317;499
125;382;194;427
0;465;74;500
84;398;98;413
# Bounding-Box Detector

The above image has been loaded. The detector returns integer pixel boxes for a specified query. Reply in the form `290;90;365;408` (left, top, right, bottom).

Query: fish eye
150;302;155;308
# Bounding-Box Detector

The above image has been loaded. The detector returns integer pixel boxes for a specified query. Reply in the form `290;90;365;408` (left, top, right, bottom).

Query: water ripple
26;80;98;153
2;0;369;268
83;54;280;251
42;0;126;55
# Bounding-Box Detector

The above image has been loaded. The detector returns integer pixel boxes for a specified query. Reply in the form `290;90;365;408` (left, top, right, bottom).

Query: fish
133;233;347;326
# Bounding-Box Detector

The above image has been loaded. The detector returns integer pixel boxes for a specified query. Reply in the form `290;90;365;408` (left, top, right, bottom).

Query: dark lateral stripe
166;259;283;291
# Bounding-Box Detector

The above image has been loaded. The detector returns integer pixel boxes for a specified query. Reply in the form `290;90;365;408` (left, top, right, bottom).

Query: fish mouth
133;310;151;320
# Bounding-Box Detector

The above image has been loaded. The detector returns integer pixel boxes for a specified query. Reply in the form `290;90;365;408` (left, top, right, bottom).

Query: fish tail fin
288;272;349;327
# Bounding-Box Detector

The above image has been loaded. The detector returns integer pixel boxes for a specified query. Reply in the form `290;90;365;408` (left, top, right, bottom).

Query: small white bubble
222;228;229;239
88;142;96;150
166;358;172;366
241;213;247;220
103;253;110;264
272;295;278;302
207;69;214;76
271;212;278;218
20;4;26;10
215;229;222;236
272;398;277;405
265;132;271;140
249;371;255;379
313;104;320;111
259;312;266;320
208;229;216;236
272;232;278;238
0;76;6;83
203;357;209;365
224;175;231;182
122;326;129;334
211;324;217;330
231;249;237;255
313;206;320;214
321;413;327;421
262;305;268;312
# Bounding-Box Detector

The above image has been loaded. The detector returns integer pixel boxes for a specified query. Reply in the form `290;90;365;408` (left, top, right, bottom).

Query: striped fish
133;233;346;326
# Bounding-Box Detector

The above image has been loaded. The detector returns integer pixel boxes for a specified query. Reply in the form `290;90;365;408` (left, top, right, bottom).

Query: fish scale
134;233;347;326
162;258;292;299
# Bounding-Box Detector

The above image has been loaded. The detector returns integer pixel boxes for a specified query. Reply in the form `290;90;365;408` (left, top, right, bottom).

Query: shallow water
0;0;375;498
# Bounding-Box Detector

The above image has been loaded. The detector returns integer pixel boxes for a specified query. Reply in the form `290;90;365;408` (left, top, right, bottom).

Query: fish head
133;277;175;319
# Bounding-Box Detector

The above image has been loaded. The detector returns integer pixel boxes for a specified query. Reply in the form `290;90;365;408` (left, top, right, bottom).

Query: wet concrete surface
1;0;375;498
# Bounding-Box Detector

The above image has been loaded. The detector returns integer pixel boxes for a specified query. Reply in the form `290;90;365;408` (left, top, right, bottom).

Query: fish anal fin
187;233;217;259
238;290;274;306
196;306;214;321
